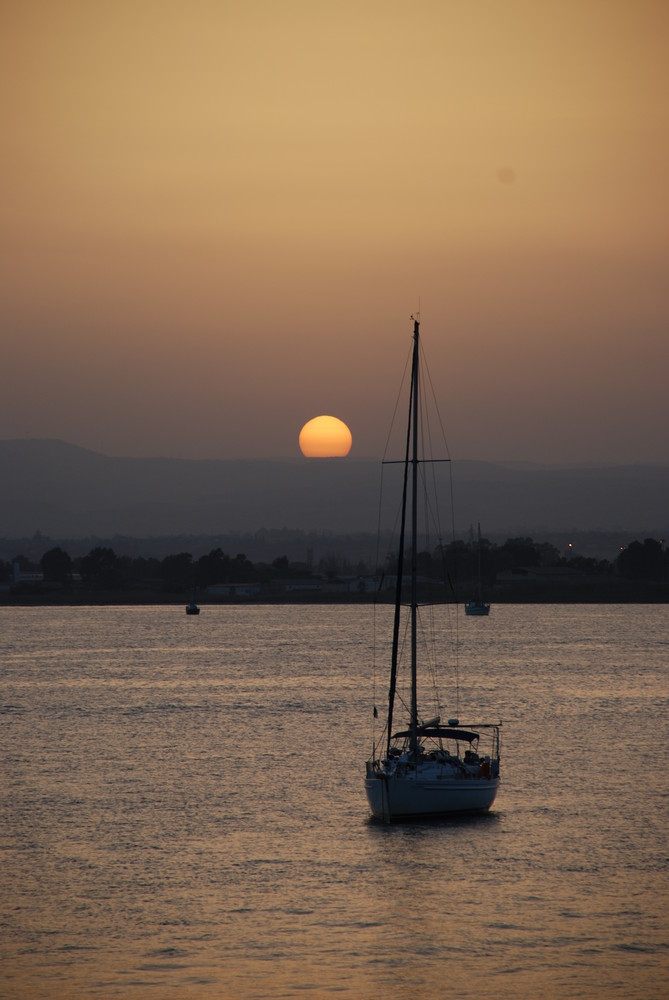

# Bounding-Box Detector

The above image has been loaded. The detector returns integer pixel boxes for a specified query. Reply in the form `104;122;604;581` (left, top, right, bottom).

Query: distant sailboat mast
477;522;483;603
465;522;491;615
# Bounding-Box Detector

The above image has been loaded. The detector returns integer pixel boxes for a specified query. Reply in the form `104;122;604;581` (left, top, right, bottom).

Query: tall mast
385;318;420;759
477;522;482;602
385;325;413;758
410;317;419;756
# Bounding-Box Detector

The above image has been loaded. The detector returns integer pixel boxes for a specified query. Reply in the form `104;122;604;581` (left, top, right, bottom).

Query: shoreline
2;585;668;607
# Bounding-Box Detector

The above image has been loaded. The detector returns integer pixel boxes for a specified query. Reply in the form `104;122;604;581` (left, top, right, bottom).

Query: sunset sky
2;0;668;463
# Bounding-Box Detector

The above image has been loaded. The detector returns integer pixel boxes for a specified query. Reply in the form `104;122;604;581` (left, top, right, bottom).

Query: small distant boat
465;522;490;616
186;587;200;615
464;601;489;616
364;317;501;822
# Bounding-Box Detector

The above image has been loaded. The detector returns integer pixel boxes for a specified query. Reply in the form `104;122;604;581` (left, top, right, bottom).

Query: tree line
3;535;667;593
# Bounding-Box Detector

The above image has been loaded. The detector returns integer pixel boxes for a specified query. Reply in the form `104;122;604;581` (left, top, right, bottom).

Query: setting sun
299;416;352;458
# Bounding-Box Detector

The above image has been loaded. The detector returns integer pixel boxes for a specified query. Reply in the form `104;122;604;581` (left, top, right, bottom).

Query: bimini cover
393;726;479;743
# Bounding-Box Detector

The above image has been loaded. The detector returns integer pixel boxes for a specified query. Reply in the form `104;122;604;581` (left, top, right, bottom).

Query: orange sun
299;415;352;457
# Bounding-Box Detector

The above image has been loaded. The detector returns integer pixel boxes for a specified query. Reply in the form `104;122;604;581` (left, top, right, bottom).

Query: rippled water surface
1;604;668;998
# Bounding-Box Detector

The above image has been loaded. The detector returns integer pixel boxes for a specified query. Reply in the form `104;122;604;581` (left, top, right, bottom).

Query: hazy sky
2;0;668;463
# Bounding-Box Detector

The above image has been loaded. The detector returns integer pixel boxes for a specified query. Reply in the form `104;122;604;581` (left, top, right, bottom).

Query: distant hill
1;439;667;546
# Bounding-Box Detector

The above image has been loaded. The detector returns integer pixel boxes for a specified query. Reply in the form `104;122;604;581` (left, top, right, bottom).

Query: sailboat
465;522;491;616
364;317;501;822
186;585;200;615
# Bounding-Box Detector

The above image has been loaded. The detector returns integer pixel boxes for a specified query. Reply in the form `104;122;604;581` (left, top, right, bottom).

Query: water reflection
1;604;667;999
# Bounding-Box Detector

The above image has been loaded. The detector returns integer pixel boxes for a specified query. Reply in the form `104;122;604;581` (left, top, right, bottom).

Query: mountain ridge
1;438;667;541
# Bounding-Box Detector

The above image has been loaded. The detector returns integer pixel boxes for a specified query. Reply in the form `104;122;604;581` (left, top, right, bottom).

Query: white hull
365;773;499;821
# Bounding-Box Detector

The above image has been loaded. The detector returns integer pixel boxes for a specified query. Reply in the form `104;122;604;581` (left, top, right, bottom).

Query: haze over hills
1;440;667;557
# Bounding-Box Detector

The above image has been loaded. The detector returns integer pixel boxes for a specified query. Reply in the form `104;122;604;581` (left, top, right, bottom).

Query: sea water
1;604;667;999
